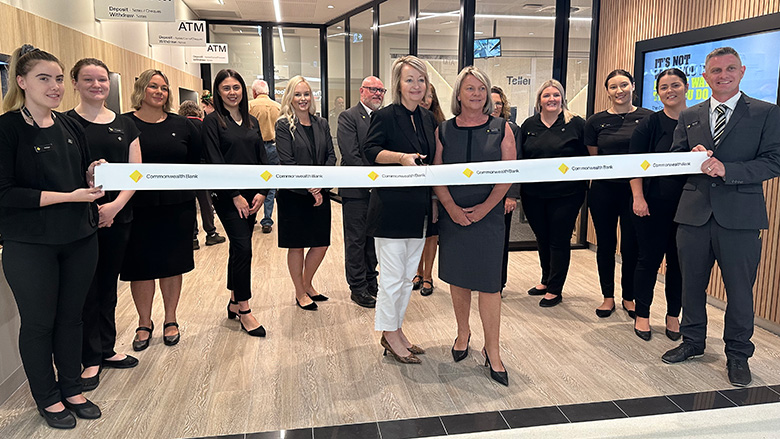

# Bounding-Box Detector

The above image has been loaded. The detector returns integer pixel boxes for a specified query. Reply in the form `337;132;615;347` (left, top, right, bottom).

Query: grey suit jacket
337;104;372;198
672;93;780;229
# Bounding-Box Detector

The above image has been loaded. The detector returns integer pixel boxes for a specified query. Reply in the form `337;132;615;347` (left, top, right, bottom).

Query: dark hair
212;69;253;129
426;84;446;124
3;44;64;112
655;68;688;92
71;58;110;82
491;85;511;120
604;69;634;89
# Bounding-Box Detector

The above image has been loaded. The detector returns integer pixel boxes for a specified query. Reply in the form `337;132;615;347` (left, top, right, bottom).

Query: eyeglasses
362;86;387;94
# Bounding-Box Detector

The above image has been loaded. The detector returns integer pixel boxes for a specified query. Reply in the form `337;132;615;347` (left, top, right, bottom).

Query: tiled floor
188;385;780;439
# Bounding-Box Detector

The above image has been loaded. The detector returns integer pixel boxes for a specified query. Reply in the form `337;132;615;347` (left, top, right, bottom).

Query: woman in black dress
629;68;689;341
519;79;589;308
203;69;269;336
585;69;653;318
67;58;142;391
275;75;336;311
433;67;515;385
0;44;103;428
121;69;202;350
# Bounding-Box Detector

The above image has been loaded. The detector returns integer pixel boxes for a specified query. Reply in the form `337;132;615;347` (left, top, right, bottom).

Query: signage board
148;20;207;46
188;44;229;63
94;0;175;22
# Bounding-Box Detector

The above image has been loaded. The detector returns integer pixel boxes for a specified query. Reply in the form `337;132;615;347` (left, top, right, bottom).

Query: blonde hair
390;55;429;105
535;79;576;124
278;75;315;138
451;66;494;116
3;45;64;113
130;69;172;112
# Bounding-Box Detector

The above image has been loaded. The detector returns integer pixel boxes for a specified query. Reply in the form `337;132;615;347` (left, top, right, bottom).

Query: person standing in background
337;76;385;308
249;79;281;234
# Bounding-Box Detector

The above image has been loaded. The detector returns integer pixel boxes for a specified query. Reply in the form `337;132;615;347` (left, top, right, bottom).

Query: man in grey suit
337;76;387;308
662;47;780;387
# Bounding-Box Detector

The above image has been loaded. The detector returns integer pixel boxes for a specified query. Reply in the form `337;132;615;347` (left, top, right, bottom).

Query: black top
67;110;140;223
123;112;202;207
504;119;522;198
629;110;687;200
585;107;653;184
520;112;589;198
275;115;336;196
0;111;97;244
202;112;269;201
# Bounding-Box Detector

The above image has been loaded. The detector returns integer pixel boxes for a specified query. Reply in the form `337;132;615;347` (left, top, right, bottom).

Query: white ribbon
94;151;708;190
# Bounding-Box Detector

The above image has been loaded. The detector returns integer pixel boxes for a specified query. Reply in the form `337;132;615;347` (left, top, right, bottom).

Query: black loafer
102;355;138;369
527;286;547;296
62;398;101;419
727;358;752;387
662;343;704;364
163;322;180;346
539;293;562;307
351;292;376;308
38;407;76;429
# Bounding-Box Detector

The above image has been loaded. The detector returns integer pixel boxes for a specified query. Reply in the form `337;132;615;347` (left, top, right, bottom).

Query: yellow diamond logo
368;171;379;181
129;170;143;182
559;163;569;174
641;160;651;171
261;170;273;181
463;168;474;178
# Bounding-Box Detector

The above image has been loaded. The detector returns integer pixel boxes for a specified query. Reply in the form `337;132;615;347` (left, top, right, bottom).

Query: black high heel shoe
238;309;266;337
307;292;329;302
227;299;239;320
296;298;318;310
451;334;470;362
482;349;508;386
634;325;652;341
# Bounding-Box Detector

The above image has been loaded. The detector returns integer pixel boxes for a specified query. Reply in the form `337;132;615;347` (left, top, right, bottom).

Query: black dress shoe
132;322;154;352
296;298;318;310
38;407;76;429
163;322;180;346
527;286;547;296
665;328;682;341
634;327;652;341
482;349;508;386
727;358;752;387
539;293;562;307
81;373;99;392
622;300;636;319
420;280;434;296
412;275;423;290
62;398;101;419
368;285;378;298
662;343;704;364
351;292;376;308
102;355;138;369
307;292;329;302
238;309;267;337
451;334;470;362
595;305;615;318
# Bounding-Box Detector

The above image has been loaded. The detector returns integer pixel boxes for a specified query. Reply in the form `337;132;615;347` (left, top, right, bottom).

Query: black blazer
337;104;372;198
363;103;436;239
275;114;336;196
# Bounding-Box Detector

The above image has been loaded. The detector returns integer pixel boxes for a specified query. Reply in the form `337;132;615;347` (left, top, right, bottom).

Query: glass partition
418;1;460;119
273;27;322;115
350;8;375;104
378;0;410;94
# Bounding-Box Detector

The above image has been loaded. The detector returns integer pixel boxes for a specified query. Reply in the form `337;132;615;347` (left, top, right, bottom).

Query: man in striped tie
662;47;780;387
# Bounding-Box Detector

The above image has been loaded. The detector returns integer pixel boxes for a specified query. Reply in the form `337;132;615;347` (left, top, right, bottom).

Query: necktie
713;104;727;147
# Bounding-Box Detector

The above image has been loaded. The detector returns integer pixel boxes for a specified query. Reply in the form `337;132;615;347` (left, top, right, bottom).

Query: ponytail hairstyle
3;44;64;113
278;75;315;139
212;69;253;129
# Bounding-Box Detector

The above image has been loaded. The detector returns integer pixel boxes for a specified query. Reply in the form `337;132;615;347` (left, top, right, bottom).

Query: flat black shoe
726;358;752;387
227;299;239;320
412;275;423;290
595;305;615;318
62;398;101;419
238;309;266;337
163;322;180;346
622;300;637;319
102;355;138;369
666;328;682;341
527;286;547;296
81;374;99;392
296;298;318;311
662;343;704;364
482;349;508;386
307;292;329;302
420;280;434;296
539;293;562;307
351;292;376;308
634;327;652;341
132;322;154;351
38;407;76;429
451;334;470;362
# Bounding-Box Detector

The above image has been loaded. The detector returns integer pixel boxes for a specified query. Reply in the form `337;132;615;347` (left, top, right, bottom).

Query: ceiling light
336;26;342;29
327;5;334;8
435;29;440;32
529;32;534;35
217;0;224;4
273;0;282;22
278;26;286;52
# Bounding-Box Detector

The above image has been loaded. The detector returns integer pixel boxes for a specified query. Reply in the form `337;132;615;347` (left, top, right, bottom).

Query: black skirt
120;200;196;281
277;189;331;248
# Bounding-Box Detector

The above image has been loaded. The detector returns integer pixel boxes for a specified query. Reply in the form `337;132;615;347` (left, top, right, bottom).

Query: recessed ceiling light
328;5;334;8
435;29;440;32
336;26;342;29
529;32;534;35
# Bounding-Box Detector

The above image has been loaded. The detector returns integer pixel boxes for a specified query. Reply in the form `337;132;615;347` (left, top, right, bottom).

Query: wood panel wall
0;3;201;113
590;0;780;324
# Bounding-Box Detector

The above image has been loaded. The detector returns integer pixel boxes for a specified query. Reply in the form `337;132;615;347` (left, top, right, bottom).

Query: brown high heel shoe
407;344;425;355
380;335;421;364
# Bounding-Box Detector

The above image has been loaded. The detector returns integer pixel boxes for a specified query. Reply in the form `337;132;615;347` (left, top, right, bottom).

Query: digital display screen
474;38;501;59
640;29;780;110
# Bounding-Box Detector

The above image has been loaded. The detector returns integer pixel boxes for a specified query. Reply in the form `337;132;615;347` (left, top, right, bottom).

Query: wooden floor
1;202;780;439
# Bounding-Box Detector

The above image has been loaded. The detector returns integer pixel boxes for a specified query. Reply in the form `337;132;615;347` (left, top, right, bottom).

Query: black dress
437;116;505;293
120;112;201;281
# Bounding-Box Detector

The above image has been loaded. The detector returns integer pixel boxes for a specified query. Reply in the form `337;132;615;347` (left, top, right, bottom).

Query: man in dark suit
337;76;386;308
662;47;780;387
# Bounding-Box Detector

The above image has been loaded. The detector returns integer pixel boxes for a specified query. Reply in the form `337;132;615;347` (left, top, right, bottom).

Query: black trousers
342;197;378;294
194;190;216;237
82;222;131;367
632;196;682;319
522;191;585;294
214;198;256;301
3;233;98;408
500;210;512;290
677;218;761;359
588;181;638;300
